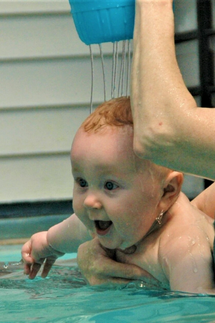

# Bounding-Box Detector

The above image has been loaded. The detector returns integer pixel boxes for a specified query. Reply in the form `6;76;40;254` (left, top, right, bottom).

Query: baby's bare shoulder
158;216;214;292
159;211;214;261
163;196;214;246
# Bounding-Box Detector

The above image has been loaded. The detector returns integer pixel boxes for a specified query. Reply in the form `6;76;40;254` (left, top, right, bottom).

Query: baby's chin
99;240;137;254
98;239;122;251
117;245;137;254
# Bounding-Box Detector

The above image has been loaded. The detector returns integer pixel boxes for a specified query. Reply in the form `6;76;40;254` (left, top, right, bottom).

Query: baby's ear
159;172;184;211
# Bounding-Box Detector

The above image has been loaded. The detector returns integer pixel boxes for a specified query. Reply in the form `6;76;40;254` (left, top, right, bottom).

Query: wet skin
71;126;166;251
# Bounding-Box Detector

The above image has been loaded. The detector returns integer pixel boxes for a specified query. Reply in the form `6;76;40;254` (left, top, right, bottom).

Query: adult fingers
103;259;153;281
79;258;157;286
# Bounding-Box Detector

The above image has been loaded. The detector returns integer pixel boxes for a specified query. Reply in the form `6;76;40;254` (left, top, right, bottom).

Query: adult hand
77;238;155;285
21;231;64;279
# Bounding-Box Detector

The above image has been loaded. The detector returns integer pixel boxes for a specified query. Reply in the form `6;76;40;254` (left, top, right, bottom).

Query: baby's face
71;126;163;250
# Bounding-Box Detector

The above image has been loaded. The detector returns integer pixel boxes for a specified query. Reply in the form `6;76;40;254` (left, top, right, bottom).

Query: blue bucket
69;0;135;45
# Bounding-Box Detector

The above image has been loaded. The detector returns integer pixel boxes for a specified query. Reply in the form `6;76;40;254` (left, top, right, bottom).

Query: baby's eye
77;178;88;188
105;181;118;191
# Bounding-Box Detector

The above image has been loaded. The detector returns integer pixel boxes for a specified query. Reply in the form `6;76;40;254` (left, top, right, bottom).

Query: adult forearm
131;1;215;179
191;182;215;218
131;0;187;146
131;0;196;152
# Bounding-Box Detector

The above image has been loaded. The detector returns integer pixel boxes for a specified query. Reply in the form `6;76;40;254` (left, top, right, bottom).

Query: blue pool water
1;244;215;323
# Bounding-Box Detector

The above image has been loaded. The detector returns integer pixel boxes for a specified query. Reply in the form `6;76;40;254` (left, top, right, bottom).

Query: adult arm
22;213;91;279
77;238;157;285
191;182;215;219
131;0;215;180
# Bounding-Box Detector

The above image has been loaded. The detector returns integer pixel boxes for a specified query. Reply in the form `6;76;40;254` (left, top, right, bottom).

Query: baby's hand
21;231;64;279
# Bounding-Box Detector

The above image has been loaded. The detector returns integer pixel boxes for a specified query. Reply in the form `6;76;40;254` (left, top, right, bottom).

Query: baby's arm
191;182;215;219
22;213;91;279
161;230;215;294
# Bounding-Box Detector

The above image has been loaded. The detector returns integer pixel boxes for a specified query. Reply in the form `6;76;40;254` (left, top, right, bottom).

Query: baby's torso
115;232;170;289
115;194;214;290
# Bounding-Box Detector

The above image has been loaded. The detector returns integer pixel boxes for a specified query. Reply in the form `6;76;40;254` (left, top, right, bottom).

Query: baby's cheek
75;209;94;232
76;211;87;225
73;197;83;215
73;204;86;224
116;222;138;242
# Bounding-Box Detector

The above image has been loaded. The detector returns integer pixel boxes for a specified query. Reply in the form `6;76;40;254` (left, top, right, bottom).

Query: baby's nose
83;193;102;210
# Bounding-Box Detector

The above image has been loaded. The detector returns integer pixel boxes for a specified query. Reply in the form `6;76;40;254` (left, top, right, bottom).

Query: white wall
0;0;112;203
0;0;204;203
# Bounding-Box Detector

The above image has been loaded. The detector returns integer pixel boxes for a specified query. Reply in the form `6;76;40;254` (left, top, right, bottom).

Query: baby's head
79;96;176;180
71;97;183;250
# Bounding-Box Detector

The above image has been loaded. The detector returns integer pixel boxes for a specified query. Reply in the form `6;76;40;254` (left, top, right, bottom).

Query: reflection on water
0;263;86;292
0;263;215;323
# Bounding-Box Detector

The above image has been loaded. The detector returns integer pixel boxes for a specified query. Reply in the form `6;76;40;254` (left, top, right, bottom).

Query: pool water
1;245;215;323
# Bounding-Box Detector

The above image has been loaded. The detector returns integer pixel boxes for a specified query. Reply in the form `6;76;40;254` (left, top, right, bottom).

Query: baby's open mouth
95;220;112;233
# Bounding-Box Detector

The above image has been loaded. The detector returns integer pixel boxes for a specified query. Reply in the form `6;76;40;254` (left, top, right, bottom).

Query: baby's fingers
23;263;31;275
41;258;57;278
28;262;43;280
22;252;35;275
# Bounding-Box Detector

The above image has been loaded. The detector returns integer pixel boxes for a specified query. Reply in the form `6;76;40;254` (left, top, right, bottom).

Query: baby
22;97;215;294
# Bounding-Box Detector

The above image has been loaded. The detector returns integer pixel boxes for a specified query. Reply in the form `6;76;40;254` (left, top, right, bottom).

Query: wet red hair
81;97;132;132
